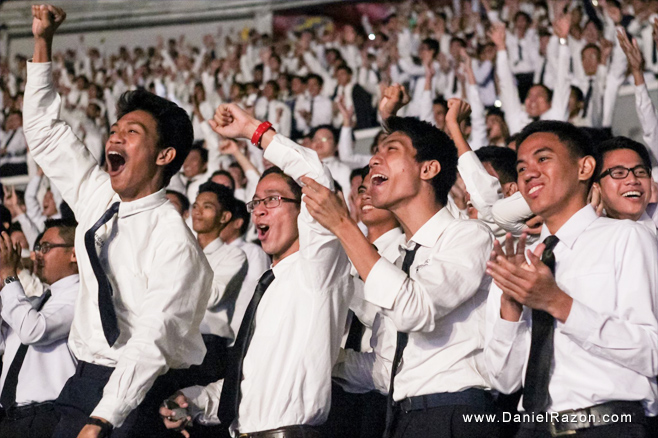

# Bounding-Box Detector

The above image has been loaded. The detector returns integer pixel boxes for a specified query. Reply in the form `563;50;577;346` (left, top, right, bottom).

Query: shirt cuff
0;281;25;320
491;312;527;343
558;298;597;346
92;395;133;428
27;61;53;86
363;257;407;310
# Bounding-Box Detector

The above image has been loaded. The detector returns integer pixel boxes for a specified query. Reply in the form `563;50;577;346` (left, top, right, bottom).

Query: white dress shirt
0;274;79;407
633;83;658;176
254;97;292;138
337;126;372;170
181;134;353;434
295;94;333;134
333;227;403;395
497;40;571;135
227;238;270;343
506;29;540;75
24;61;213;427
200;238;248;340
321;156;352;195
0;127;28;168
361;208;495;401
485;205;658;415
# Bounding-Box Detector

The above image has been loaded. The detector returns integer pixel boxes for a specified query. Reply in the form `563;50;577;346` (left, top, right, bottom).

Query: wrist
86;417;113;437
1;269;18;281
245;119;261;140
547;288;572;323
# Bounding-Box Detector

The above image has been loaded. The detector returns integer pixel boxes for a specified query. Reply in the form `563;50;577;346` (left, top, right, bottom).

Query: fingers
531;243;545;260
491;240;505;261
516;233;527;257
299;176;324;192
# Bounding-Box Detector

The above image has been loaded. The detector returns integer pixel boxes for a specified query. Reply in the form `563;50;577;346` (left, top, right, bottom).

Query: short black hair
570;86;584;103
8;221;23;235
310;124;338;144
594;136;652;181
432;96;448;109
44;218;78;246
350;167;364;183
210;170;236;191
260;166;302;202
189;142;209;164
515;120;594;159
528;84;553;102
421;38;439;56
198;181;236;213
336;64;353;76
230;199;251;236
385;117;458;205
305;73;324;87
475;146;518;185
116;89;193;186
166;189;190;212
266;79;280;96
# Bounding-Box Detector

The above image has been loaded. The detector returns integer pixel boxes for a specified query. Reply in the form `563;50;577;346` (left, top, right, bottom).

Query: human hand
219;138;240;155
159;393;192;437
378;83;410;120
300;176;351;233
31;4;66;41
618;28;644;73
0;232;21;281
488;22;507;51
446;98;471;128
3;185;23;219
522;215;544;235
209;103;259;140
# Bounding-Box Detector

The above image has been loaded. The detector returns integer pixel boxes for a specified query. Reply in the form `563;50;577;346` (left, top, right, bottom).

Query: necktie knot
401;243;420;275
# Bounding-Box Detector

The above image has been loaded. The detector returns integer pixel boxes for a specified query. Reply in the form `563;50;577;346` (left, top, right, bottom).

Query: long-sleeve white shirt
497;41;571;135
23;61;213;427
181;134;353;434
485;205;658;415
333;227;403;395
200;238;248;340
361;208;495;401
0;274;79;407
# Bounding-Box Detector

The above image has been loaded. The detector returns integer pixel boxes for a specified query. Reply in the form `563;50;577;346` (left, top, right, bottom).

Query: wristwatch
86;417;113;437
2;276;18;287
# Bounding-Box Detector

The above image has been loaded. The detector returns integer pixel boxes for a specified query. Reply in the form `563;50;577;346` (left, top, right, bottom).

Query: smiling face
192;191;230;235
368;131;423;210
598;149;651;221
106;109;170;201
42;190;58;217
183;149;206;178
516;132;593;226
251;173;300;263
525;86;551;118
356;172;397;228
311;128;337;159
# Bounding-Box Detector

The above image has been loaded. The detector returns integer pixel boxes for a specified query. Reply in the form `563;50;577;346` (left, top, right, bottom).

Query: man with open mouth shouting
24;5;213;438
160;102;353;438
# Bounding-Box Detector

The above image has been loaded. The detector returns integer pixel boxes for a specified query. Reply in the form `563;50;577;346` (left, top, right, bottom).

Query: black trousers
319;383;387;438
0;404;59;438
169;334;229;389
515;422;647;438
52;361;179;438
392;405;500;438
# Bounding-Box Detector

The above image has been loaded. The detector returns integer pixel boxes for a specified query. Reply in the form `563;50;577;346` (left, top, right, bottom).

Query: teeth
108;151;121;156
529;185;543;195
362;205;374;211
622;191;641;198
371;174;388;181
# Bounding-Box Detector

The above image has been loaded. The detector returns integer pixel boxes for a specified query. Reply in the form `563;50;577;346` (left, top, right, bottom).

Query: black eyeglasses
599;165;651;180
34;242;74;255
246;195;300;213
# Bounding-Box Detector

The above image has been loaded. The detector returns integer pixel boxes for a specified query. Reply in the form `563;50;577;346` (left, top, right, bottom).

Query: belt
3;401;56;421
398;388;495;413
519;401;645;437
237;425;320;438
75;361;115;380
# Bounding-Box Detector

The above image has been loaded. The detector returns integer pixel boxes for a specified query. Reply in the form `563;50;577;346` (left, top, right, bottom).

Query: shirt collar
539;204;599;250
405;208;453;249
271;250;299;277
373;227;404;250
203;237;225;254
49;274;80;294
118;189;168;219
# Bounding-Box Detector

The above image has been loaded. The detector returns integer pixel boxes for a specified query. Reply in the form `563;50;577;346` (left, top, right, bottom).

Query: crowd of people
2;0;658;437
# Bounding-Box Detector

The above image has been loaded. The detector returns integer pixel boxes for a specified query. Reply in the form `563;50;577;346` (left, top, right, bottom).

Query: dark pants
515;422;647;438
169;334;229;388
392;405;500;438
0;163;28;177
0;403;59;438
647;415;658;438
514;73;535;103
319;383;387;438
52;361;179;438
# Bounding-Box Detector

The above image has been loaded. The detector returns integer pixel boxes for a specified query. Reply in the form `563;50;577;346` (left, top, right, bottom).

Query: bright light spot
592;0;598;6
368;33;376;41
494;99;502;108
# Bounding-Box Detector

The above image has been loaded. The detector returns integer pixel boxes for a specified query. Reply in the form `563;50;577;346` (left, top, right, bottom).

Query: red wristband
251;121;274;148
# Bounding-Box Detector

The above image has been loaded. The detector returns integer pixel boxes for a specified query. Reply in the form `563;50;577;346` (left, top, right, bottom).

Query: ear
220;210;232;226
578;155;596;183
156;147;176;167
70;248;77;263
419;160;441;182
504;181;518;197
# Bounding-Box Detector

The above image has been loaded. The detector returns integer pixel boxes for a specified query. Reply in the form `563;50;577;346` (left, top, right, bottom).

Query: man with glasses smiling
161;103;353;438
0;219;79;437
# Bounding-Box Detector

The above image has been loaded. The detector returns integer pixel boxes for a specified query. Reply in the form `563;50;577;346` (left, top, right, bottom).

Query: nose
369;153;381;169
252;201;268;217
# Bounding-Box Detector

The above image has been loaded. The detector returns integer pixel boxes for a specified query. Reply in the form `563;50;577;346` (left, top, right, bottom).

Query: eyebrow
110;121;148;131
516;147;553;165
358;185;367;191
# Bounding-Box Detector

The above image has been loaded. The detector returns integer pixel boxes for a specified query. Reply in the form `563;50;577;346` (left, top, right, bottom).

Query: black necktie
518;42;523;61
0;290;52;410
653;39;657;65
3;130;16;150
218;269;276;426
310;96;315;126
539;59;547;86
383;243;420;438
582;79;594;117
84;202;121;346
522;235;560;413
